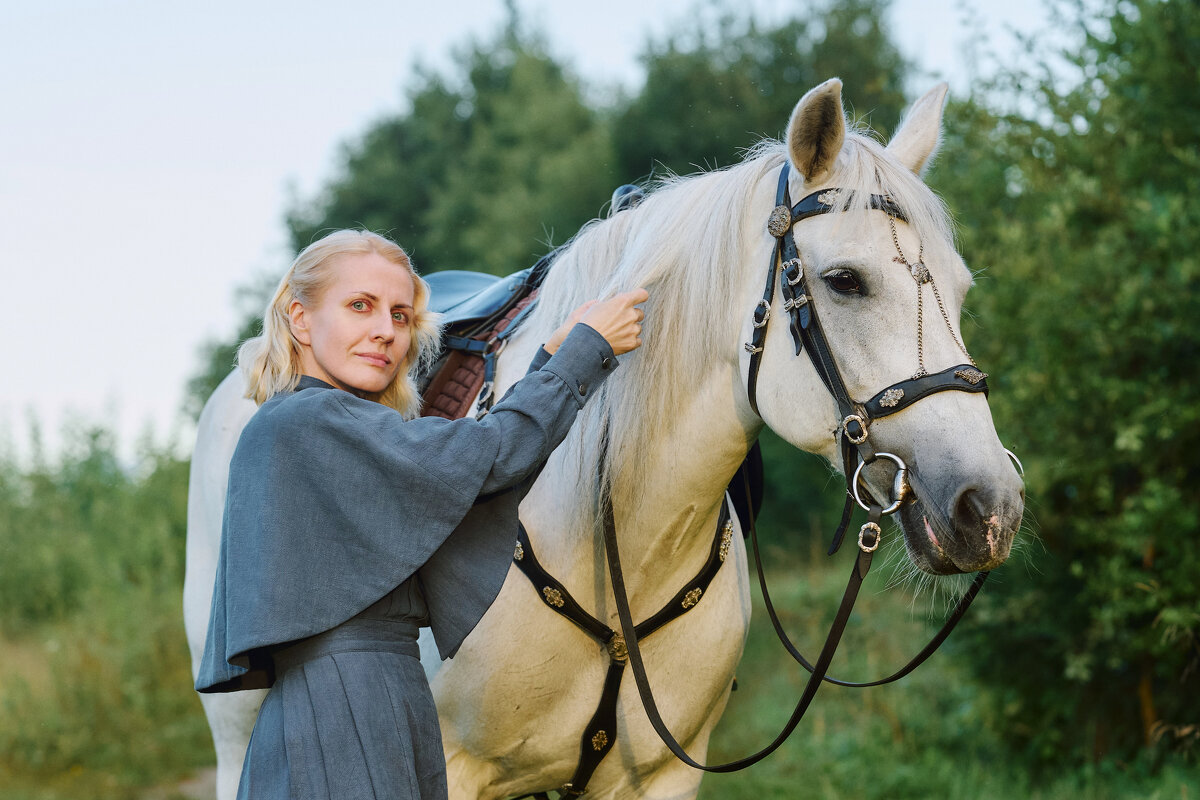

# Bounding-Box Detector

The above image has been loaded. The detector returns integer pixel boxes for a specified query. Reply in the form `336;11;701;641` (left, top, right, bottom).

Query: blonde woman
196;230;646;799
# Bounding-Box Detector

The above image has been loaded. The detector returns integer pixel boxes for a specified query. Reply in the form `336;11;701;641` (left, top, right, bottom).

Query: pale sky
0;0;1049;462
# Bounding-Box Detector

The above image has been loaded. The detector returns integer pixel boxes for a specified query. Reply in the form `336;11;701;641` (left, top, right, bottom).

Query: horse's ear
786;78;845;184
886;83;949;175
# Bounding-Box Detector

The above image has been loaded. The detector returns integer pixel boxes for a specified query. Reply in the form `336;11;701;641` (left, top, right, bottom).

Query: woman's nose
371;312;395;341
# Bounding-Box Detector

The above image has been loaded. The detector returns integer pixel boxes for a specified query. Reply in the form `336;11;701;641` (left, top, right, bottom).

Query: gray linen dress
195;324;617;800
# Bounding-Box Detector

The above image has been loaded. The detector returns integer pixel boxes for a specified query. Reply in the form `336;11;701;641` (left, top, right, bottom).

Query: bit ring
852;452;910;515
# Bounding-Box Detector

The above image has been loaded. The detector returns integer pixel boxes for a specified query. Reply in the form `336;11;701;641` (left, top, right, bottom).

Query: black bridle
599;162;996;774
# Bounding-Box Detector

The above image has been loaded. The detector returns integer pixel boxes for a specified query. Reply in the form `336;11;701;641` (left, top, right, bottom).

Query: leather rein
600;162;993;772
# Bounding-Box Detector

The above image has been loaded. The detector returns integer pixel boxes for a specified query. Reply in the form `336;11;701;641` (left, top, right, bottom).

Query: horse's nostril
953;488;987;533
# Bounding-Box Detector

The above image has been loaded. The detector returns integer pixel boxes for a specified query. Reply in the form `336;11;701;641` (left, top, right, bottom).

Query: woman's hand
544;289;649;356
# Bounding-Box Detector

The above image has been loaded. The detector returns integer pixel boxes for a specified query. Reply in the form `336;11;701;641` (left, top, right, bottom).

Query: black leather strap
511;502;734;797
604;499;885;772
790;186;907;225
514;526;612;644
559;659;626;798
863;364;989;420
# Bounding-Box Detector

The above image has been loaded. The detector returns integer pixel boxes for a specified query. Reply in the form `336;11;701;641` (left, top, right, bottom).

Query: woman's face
288;250;416;398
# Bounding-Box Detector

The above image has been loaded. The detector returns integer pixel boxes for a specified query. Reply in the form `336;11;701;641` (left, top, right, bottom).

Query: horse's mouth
897;496;1018;575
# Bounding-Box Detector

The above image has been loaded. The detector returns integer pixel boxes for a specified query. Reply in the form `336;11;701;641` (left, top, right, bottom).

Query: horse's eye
824;270;863;295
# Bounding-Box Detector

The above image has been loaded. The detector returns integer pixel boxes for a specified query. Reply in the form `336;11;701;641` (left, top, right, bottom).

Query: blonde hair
238;229;442;417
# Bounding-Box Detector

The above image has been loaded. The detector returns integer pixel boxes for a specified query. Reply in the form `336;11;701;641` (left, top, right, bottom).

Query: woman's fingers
580;288;649;355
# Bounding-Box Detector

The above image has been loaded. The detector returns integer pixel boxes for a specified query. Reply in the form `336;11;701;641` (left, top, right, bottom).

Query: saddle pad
420;291;538;420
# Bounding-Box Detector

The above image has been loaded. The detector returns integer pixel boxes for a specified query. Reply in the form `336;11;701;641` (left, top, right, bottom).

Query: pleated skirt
237;618;447;800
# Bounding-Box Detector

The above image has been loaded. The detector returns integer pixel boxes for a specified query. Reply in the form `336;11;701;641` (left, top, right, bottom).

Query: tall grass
0;424;212;798
0;424;1193;799
698;534;1199;799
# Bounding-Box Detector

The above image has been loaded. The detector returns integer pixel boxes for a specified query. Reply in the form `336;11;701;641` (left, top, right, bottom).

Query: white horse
185;78;1024;799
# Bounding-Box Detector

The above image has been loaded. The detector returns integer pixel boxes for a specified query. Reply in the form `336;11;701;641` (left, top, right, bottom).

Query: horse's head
746;79;1024;575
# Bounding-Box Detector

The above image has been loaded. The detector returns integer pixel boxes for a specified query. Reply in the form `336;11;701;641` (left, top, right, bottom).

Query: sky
0;0;1051;463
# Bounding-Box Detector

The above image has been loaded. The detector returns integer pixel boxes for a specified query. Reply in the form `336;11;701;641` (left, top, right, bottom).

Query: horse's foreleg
198;689;265;800
443;735;504;800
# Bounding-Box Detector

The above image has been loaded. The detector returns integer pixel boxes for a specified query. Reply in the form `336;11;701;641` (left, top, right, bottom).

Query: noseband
745;162;990;542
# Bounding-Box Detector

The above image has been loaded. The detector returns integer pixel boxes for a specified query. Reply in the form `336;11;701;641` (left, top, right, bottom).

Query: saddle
418;249;558;419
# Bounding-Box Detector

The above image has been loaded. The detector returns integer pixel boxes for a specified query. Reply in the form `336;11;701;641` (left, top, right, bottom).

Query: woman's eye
392;310;409;325
824;271;863;295
351;300;368;311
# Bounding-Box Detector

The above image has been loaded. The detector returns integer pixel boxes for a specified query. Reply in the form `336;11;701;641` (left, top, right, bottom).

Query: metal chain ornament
888;215;980;379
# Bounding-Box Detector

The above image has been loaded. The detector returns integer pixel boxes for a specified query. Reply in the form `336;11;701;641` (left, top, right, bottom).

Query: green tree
930;0;1200;767
419;26;617;274
614;0;909;179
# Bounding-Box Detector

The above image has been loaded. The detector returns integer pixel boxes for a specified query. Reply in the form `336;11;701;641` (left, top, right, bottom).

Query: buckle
841;414;868;445
782;258;804;286
752;299;771;328
858;521;882;553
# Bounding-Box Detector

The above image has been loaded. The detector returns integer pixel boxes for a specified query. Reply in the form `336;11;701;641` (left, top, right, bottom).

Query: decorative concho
681;587;703;609
955;367;988;385
718;520;734;562
767;204;792;237
514;540;524;561
817;189;840;207
542;586;565;608
591;730;609;751
910;261;931;284
606;632;628;662
880;388;905;408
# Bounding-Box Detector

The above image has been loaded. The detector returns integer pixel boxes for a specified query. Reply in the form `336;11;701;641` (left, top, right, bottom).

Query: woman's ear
288;300;312;346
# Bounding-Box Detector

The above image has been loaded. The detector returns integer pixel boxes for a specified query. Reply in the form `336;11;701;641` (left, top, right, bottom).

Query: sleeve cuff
540;323;618;406
527;346;552;373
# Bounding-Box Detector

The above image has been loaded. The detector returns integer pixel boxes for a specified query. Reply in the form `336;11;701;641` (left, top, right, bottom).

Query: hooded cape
196;324;615;693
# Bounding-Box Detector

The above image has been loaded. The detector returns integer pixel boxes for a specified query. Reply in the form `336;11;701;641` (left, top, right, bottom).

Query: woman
196;229;646;799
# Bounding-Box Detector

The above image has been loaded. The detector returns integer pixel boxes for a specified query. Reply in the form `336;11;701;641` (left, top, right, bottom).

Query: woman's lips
356;353;391;367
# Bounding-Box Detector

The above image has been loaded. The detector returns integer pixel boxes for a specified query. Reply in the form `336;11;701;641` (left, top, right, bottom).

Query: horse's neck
501;335;752;612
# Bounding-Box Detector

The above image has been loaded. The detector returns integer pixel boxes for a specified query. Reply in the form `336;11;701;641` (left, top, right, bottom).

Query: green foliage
928;0;1200;768
699;555;1200;798
0;427;211;795
287;18;615;276
615;0;909;178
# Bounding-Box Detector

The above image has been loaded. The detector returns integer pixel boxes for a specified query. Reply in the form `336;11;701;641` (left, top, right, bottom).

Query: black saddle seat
425;270;502;316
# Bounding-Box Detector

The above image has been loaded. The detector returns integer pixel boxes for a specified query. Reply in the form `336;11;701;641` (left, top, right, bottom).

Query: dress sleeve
476;324;616;493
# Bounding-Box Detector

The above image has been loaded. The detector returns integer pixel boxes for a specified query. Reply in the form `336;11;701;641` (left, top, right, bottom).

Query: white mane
521;129;956;533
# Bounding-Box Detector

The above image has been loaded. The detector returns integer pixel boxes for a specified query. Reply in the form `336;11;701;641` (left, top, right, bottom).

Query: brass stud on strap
767;204;792;237
542;586;565;608
606;632;628;663
514;540;525;561
879;388;904;408
718;520;733;562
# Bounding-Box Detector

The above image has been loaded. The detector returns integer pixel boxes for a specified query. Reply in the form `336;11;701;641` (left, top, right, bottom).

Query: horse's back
183;369;258;666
